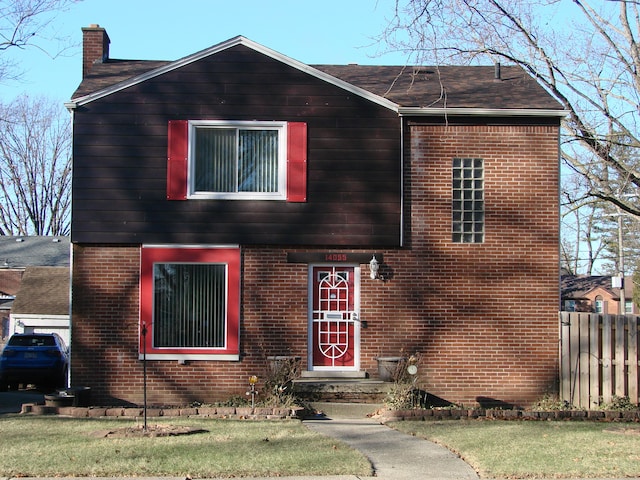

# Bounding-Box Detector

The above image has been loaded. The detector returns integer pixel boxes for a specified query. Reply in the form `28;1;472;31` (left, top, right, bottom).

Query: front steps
293;377;391;402
308;401;383;418
292;372;392;417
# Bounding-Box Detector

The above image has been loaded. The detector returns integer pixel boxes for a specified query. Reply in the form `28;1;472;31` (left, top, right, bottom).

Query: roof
561;275;634;300
69;36;564;116
0;237;70;269
0;270;23;297
11;267;69;315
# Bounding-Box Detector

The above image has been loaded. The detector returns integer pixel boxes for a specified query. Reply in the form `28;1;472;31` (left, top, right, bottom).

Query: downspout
65;102;76;387
400;116;405;247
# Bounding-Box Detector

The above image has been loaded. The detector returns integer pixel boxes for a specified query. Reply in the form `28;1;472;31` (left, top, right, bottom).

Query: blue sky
2;0;409;103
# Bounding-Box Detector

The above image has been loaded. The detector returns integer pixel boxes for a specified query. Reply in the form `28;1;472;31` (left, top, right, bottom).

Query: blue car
0;333;69;391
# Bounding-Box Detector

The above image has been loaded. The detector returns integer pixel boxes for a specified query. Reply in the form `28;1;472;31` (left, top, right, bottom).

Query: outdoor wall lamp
369;255;380;280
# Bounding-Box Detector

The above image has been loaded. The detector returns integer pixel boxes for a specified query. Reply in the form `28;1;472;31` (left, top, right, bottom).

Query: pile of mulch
91;424;208;438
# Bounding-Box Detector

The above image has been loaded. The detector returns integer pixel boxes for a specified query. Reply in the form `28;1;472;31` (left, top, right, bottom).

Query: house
561;275;636;315
10;267;71;345
0;237;70;343
67;25;564;408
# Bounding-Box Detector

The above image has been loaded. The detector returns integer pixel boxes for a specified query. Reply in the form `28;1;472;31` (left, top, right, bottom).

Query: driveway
0;389;44;414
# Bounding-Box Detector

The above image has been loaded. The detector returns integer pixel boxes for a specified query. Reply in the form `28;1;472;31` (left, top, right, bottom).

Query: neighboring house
0;237;70;343
561;275;636;315
0;270;21;339
10;267;71;345
67;25;564;407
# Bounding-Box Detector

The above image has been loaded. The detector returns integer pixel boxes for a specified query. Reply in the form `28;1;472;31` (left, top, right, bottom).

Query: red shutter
287;122;307;202
167;120;188;200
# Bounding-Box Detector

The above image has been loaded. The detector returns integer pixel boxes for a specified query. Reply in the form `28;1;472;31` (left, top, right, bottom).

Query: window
140;246;240;360
594;296;604;313
564;300;576;312
167;120;307;202
452;158;484;243
625;299;634;314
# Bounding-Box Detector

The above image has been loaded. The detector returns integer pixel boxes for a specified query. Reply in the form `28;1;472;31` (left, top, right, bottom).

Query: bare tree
0;0;79;83
0;95;71;235
561;174;608;274
381;0;640;218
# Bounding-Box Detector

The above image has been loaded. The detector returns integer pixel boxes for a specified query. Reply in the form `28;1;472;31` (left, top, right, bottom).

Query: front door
309;265;360;371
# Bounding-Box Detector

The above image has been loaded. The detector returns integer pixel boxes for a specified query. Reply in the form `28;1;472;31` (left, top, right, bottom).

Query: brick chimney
81;24;110;78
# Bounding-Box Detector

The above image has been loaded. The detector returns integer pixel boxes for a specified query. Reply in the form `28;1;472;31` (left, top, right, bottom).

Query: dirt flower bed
90;424;208;438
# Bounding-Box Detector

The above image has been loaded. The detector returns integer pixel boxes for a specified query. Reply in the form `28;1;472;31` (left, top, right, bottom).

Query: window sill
138;353;240;361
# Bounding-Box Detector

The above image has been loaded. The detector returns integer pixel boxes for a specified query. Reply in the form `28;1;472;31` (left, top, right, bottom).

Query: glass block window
452;158;484;243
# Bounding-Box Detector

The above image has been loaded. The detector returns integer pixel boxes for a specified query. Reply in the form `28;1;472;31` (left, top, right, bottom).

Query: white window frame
595;296;604;313
625;299;634;314
187;120;288;200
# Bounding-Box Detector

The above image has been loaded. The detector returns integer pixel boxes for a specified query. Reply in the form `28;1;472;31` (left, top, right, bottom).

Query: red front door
310;266;358;369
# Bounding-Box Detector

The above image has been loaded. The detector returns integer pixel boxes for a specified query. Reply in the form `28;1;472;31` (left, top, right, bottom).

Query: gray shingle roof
561;275;634;300
0;237;70;268
70;37;563;113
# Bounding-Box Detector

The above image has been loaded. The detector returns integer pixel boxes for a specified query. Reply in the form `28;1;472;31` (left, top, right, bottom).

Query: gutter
399;107;568;117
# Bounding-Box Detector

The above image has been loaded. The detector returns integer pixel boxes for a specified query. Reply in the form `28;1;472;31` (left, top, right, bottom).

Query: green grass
391;420;640;478
0;415;372;478
6;414;640;478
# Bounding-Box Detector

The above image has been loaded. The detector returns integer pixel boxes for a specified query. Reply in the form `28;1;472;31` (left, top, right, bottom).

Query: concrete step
308;401;383;419
293;378;392;403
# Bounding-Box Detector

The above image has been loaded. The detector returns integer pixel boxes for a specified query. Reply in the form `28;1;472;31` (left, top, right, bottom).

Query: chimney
494;61;501;81
82;24;110;78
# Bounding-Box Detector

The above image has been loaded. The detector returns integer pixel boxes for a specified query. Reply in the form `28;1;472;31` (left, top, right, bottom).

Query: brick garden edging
20;403;306;420
377;408;640;423
20;403;640;422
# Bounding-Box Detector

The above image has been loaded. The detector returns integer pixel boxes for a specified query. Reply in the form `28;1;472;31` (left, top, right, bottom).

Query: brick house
67;25;564;408
561;275;636;315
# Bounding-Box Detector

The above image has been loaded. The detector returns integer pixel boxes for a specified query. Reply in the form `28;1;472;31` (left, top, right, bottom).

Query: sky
2;0;410;104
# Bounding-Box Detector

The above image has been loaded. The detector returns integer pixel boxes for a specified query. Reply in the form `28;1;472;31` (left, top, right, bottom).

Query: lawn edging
20;403;307;420
377;407;640;423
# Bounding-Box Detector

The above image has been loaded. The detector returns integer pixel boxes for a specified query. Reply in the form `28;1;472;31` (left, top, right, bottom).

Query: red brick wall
378;122;560;406
81;26;110;78
71;122;560;408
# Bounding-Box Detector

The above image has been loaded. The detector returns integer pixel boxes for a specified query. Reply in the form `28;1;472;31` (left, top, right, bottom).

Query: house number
325;253;348;262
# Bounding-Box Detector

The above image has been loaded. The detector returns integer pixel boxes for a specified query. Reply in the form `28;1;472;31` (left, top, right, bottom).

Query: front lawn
0;415;372;478
391;419;640;478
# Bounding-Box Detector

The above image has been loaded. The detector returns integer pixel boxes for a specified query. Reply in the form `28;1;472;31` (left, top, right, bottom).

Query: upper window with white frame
167;120;307;202
190;121;286;200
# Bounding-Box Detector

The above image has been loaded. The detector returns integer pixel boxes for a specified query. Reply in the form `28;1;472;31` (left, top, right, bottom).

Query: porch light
369;255;379;280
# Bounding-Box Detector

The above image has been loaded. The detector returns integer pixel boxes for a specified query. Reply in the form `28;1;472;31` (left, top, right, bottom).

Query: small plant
261;355;303;407
530;394;576;411
598;395;638;411
383;353;428;410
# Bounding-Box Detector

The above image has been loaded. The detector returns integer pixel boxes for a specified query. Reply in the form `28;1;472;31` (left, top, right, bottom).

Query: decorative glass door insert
310;266;358;369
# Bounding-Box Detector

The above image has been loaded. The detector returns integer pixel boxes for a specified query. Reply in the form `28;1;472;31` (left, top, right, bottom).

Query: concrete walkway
304;416;479;480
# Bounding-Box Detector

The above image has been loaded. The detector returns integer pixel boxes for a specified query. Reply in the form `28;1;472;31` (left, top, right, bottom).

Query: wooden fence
559;312;640;409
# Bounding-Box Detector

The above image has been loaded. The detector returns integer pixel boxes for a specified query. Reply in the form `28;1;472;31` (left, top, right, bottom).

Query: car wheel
55;369;68;389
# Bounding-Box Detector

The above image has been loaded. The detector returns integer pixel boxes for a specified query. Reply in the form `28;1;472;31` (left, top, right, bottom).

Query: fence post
629;316;638;404
589;313;600;409
559;312;571;404
602;314;613;405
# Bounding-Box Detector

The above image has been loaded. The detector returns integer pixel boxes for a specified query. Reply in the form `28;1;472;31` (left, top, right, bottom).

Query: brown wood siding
71;45;401;246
